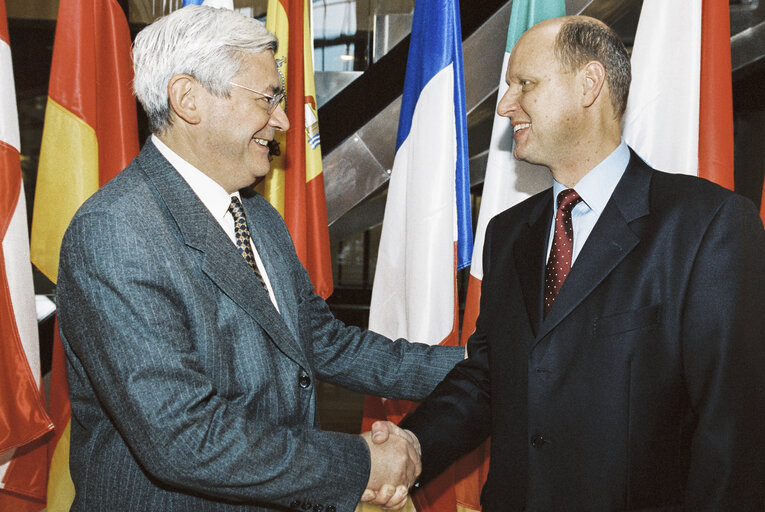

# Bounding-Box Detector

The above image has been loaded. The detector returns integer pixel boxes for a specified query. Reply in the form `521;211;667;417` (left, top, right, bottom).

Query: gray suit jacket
57;141;463;512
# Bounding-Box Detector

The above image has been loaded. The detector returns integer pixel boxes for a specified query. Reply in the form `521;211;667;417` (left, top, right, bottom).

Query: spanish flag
0;1;54;510
263;0;333;299
29;0;138;508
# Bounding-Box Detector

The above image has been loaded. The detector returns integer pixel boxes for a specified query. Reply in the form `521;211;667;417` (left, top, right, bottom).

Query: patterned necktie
228;196;267;289
544;188;583;315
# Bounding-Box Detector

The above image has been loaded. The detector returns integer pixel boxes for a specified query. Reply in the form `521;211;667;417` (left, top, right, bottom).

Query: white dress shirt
547;140;630;265
151;135;280;311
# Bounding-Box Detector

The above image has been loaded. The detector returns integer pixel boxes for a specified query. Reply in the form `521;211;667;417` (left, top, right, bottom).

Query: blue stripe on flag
450;2;472;270
397;0;473;270
182;0;204;6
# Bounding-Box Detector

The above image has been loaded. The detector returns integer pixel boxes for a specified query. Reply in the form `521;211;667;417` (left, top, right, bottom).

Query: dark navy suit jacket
402;150;765;511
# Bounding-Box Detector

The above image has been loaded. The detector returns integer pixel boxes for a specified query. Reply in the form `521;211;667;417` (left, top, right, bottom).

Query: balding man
387;15;765;511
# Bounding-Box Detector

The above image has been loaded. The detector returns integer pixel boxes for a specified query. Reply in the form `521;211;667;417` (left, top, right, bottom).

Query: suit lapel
515;193;554;338
136;142;307;367
536;151;652;343
242;197;302;343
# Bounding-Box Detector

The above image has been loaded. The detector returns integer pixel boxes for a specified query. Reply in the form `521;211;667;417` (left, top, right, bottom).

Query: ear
581;60;606;109
167;74;202;125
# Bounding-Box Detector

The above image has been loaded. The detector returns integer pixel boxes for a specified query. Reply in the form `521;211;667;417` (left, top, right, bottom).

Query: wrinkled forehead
237;50;283;92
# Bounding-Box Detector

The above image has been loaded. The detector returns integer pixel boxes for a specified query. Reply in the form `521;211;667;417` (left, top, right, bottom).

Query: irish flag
456;2;565;508
362;0;472;510
29;0;138;508
263;0;333;299
0;1;54;509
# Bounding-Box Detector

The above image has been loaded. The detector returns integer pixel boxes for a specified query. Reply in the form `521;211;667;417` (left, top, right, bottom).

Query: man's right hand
360;421;422;510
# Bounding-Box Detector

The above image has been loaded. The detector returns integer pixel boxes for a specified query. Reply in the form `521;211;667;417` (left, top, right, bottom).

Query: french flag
364;0;471;509
368;0;471;348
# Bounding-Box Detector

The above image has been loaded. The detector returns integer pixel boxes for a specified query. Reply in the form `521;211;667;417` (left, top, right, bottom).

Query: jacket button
312;505;324;512
298;373;311;388
531;434;547;448
326;507;336;512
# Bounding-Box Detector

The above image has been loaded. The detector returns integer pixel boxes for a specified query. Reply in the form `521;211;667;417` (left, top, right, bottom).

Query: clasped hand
360;421;421;510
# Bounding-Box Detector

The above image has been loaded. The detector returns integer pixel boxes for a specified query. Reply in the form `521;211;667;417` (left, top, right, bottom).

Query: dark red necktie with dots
228;196;267;289
544;189;582;315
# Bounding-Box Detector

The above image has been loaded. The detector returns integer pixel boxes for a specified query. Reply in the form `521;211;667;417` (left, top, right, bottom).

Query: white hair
132;5;278;133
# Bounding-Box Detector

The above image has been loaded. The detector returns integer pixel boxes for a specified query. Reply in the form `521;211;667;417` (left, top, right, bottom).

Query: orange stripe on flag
0;0;8;45
459;274;482;346
698;0;734;190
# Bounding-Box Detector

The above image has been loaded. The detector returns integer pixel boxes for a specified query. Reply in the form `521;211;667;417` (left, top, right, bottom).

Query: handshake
360;420;422;510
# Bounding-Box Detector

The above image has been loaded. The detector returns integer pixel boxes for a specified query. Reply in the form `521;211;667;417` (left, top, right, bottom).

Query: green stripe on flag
506;0;567;52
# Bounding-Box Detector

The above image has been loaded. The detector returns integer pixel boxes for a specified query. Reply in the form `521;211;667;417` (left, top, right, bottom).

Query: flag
29;0;139;508
261;0;333;299
456;1;564;509
0;1;54;509
623;0;734;190
360;0;472;510
181;0;234;8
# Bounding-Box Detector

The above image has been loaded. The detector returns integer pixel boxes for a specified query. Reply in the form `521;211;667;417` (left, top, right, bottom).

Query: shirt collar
552;140;630;214
151;135;240;222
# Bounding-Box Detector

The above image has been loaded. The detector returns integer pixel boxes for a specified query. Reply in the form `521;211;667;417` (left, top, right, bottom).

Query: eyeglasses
229;82;286;114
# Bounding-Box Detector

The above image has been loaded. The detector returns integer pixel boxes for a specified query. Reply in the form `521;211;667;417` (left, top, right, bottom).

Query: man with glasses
56;6;461;511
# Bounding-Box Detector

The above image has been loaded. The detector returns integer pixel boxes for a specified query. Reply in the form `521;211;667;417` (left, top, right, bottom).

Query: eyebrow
268;84;284;96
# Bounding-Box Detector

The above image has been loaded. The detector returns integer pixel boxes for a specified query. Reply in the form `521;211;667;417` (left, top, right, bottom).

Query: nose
269;103;290;132
496;86;519;119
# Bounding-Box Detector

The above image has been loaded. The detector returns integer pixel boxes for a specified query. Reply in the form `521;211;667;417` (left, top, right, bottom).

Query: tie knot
229;197;248;225
228;196;244;215
557;189;582;213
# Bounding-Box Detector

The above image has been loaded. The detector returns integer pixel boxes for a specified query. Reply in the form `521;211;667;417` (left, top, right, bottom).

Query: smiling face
197;50;289;192
497;21;583;173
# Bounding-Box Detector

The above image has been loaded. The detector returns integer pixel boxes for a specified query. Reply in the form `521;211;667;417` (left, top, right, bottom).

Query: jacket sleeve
303;284;465;401
680;194;765;509
251;193;465;401
58;208;371;511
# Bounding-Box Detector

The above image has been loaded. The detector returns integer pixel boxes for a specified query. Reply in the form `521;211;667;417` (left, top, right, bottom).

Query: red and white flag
624;0;734;189
0;0;54;509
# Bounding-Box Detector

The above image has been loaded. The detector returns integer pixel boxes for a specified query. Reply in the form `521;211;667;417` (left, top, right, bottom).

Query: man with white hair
56;6;461;511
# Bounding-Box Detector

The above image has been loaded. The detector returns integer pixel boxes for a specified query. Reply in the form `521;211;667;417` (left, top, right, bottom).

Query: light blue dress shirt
546;140;631;265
